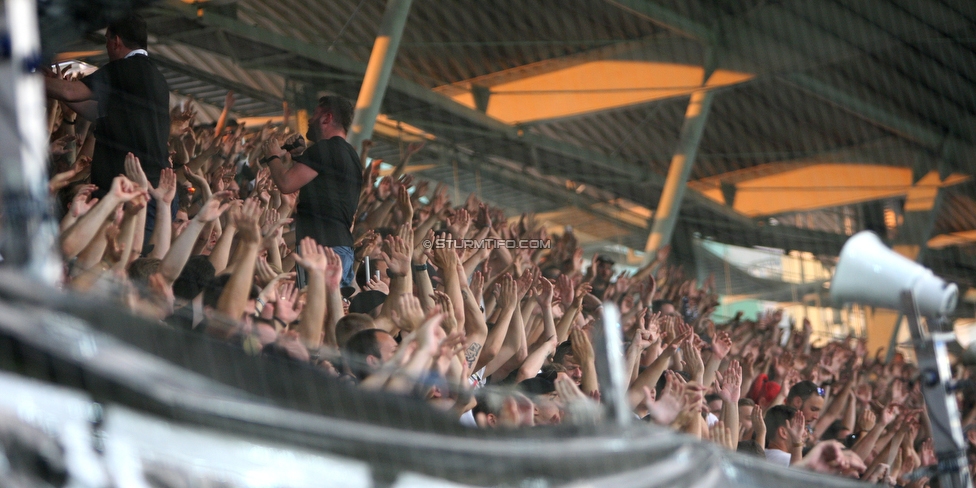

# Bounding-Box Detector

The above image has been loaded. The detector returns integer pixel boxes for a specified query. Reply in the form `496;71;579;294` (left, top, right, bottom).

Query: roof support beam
154;1;755;229
348;0;414;149
643;89;715;262
604;0;714;44
781;73;970;174
151;55;282;107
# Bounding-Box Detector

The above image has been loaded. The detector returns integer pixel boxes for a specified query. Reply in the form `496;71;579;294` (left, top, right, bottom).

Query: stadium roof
52;0;976;290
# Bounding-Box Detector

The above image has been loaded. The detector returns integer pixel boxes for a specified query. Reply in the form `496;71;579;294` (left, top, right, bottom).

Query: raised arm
60;176;142;259
159;191;233;285
147;168;177;259
214;204;260;321
292;238;329;347
476;274;516;372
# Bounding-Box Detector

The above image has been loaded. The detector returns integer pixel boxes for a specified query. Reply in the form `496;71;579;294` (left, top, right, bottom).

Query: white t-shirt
706;412;719;427
765;448;791;467
459;410;477;428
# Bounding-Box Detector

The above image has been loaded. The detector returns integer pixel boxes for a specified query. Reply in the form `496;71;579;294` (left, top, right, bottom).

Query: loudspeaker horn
830;231;957;317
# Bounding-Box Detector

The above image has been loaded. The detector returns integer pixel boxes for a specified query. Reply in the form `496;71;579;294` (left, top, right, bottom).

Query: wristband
412;263;428;272
260;155;281;165
255;297;266;313
273;317;287;328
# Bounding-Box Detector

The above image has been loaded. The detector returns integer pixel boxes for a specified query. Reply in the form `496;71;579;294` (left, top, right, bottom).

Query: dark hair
106;14;148;50
738;398;756;408
173;255;216;300
127;258;161;287
553;341;573;365
654;369;691;397
705;394;723;405
786;380;823;403
737;440;765;457
348;290;386;316
342;328;387;380
519;377;555;396
203;274;260;310
821;419;849;441
764;405;798;446
651;299;674;313
203;274;232;309
317;95;354;133
335;313;375;347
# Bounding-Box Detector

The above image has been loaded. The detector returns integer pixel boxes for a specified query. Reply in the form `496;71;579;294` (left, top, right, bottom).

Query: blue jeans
333;245;355;288
297;245;355;289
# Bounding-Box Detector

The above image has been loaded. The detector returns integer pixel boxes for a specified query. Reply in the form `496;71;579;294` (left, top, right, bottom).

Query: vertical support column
642;89;714;264
347;0;413;150
884;171;947;361
0;0;60;284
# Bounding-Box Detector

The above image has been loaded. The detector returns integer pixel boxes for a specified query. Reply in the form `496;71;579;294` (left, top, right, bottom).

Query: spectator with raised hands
36;64;972;486
764;405;807;466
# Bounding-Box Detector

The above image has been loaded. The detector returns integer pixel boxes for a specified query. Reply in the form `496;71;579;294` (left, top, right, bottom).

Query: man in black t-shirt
45;14;170;199
266;96;361;286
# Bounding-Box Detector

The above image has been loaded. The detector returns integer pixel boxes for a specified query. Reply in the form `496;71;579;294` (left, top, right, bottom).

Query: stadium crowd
38;13;976;488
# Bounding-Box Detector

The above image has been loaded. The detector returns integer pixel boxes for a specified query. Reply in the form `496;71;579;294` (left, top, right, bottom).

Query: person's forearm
866;431;903;473
213;101;232;140
160;219;206;284
851;424;885;463
207;224;236;274
111;211;138;272
363;198;397;230
702;354;722;392
385;348;434;395
379;273;413;319
539;302;556;345
580;359;599;397
187;145;220;173
412;212;439;246
74;225;108;273
191;220;216;256
842;399;856;433
483;292;497;319
460;286;488;369
477;300;515;372
297;269;326;347
266;237;283;270
624;343;643;389
60;195;121;259
555;306;581;344
484;303;526;377
517;300;534;347
324;282;343;347
67;100;98;121
720;398;739;448
627;347;675;408
789;444;803;465
462;251;487;279
413;266;436;313
813;386;851;438
266;156;296;194
60;212;79;233
740;370;757;401
216;241;259;321
451;264;469;330
46;78;92;102
129;207;147;262
148;198;172;259
517;338;556;383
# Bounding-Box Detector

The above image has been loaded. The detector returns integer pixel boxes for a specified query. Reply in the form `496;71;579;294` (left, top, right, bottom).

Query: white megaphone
831;231;958;317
